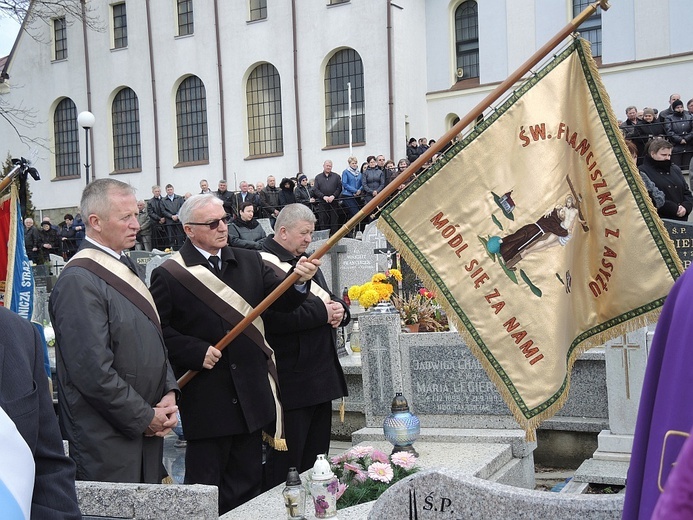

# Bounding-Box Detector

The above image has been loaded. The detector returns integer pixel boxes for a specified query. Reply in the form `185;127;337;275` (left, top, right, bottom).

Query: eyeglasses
187;214;231;230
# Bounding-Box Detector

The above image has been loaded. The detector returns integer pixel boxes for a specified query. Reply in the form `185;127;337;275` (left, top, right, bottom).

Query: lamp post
77;111;95;186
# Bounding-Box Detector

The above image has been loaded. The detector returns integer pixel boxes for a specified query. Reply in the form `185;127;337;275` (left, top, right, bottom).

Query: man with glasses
49;179;179;483
150;194;320;515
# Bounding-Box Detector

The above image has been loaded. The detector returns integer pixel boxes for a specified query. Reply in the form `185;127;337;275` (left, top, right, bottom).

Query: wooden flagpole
178;0;610;388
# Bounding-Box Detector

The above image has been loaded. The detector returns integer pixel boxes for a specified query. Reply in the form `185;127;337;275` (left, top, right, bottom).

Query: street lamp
77;111;95;186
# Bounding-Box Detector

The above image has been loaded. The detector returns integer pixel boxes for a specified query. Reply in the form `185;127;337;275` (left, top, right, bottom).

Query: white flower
367;462;394;483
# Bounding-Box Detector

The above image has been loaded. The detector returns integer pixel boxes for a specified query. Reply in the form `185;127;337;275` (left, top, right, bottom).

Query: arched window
54;98;80;178
247;63;283;156
112;87;141;171
573;0;602;57
454;1;479;81
324;48;365;147
175;75;209;164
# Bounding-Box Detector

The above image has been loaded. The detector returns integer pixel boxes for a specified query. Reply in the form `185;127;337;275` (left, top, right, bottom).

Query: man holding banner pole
150;194;319;514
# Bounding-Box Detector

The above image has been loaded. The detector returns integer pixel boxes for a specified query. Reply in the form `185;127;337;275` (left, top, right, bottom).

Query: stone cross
608;340;640;399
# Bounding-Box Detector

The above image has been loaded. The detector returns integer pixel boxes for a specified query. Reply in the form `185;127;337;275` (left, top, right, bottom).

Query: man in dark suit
260;204;349;489
234;181;252;217
215;179;237;217
147;185;167;250
50;178;179;483
149;194;320;514
160;184;185;250
0;307;81;519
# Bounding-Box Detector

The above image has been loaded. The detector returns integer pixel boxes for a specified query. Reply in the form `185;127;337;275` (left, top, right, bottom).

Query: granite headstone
307;237;376;294
359;312;607;431
143;254;172;287
662;218;693;270
368;469;623;520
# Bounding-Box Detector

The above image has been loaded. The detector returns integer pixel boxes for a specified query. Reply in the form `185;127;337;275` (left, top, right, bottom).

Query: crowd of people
24;214;85;264
135;148;433;251
620;93;693;223
619;93;693;170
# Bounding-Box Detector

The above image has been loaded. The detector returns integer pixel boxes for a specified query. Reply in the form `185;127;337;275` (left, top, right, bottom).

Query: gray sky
0;16;21;57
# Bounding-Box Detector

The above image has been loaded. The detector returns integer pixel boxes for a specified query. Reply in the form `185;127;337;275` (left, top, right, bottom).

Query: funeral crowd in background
620;93;693;223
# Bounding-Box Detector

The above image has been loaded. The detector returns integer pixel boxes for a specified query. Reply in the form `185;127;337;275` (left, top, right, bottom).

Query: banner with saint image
379;38;680;437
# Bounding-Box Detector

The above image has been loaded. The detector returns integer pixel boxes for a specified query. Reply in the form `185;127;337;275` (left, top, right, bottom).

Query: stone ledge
76;481;218;520
352;427;536;459
573;458;630;486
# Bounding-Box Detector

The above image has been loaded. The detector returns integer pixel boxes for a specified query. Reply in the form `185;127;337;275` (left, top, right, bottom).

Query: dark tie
208;255;221;276
120;254;139;276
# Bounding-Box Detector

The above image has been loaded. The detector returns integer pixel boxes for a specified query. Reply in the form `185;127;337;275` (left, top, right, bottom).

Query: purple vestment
623;268;693;519
652;423;693;519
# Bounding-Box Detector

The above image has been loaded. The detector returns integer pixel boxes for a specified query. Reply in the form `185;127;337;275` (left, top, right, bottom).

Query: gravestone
662;218;693;270
368;469;623;520
257;217;274;235
362;220;394;272
358;311;607;431
572;326;651;487
143;254;172;287
307;237;376;294
312;229;330;242
126;250;160;281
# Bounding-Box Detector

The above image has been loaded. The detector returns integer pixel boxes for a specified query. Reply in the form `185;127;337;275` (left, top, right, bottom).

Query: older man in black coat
312;160;342;236
150;194;320;514
260;204;348;489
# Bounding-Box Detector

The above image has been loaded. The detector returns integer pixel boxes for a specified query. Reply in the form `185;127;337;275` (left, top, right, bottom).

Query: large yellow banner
379;39;681;437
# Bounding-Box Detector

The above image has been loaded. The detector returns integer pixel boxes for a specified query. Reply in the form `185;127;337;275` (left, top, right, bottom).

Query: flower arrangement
347;269;403;309
330;445;418;509
392;288;449;332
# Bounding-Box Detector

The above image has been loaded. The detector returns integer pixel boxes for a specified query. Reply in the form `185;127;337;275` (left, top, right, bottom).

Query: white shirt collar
85;236;122;259
192;244;222;261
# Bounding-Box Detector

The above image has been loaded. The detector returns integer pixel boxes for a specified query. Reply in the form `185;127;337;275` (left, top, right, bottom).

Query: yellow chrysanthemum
361;282;375;293
348;285;362;300
359;289;380;308
372;273;387;283
388;269;403;282
376;283;393;300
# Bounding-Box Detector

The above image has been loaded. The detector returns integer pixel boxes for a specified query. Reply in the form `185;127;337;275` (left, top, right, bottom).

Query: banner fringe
576;37;683;277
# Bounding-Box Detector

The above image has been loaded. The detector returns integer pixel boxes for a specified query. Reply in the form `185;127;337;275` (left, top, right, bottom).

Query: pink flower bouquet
330;445;419;509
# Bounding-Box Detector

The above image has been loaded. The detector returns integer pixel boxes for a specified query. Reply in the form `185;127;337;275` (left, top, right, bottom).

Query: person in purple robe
652;422;693;519
624;267;693;519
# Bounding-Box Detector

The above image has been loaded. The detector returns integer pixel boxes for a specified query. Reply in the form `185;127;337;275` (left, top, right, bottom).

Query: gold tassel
340;397;345;423
162;475;174;485
263;431;288;451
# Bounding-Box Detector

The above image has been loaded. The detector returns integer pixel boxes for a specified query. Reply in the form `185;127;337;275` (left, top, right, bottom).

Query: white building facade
0;0;691;213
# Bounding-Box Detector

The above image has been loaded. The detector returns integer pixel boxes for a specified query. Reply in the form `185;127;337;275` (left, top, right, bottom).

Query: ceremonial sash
0;406;35;520
65;249;161;335
259;252;331;303
260;251;348;423
160;253;287;450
